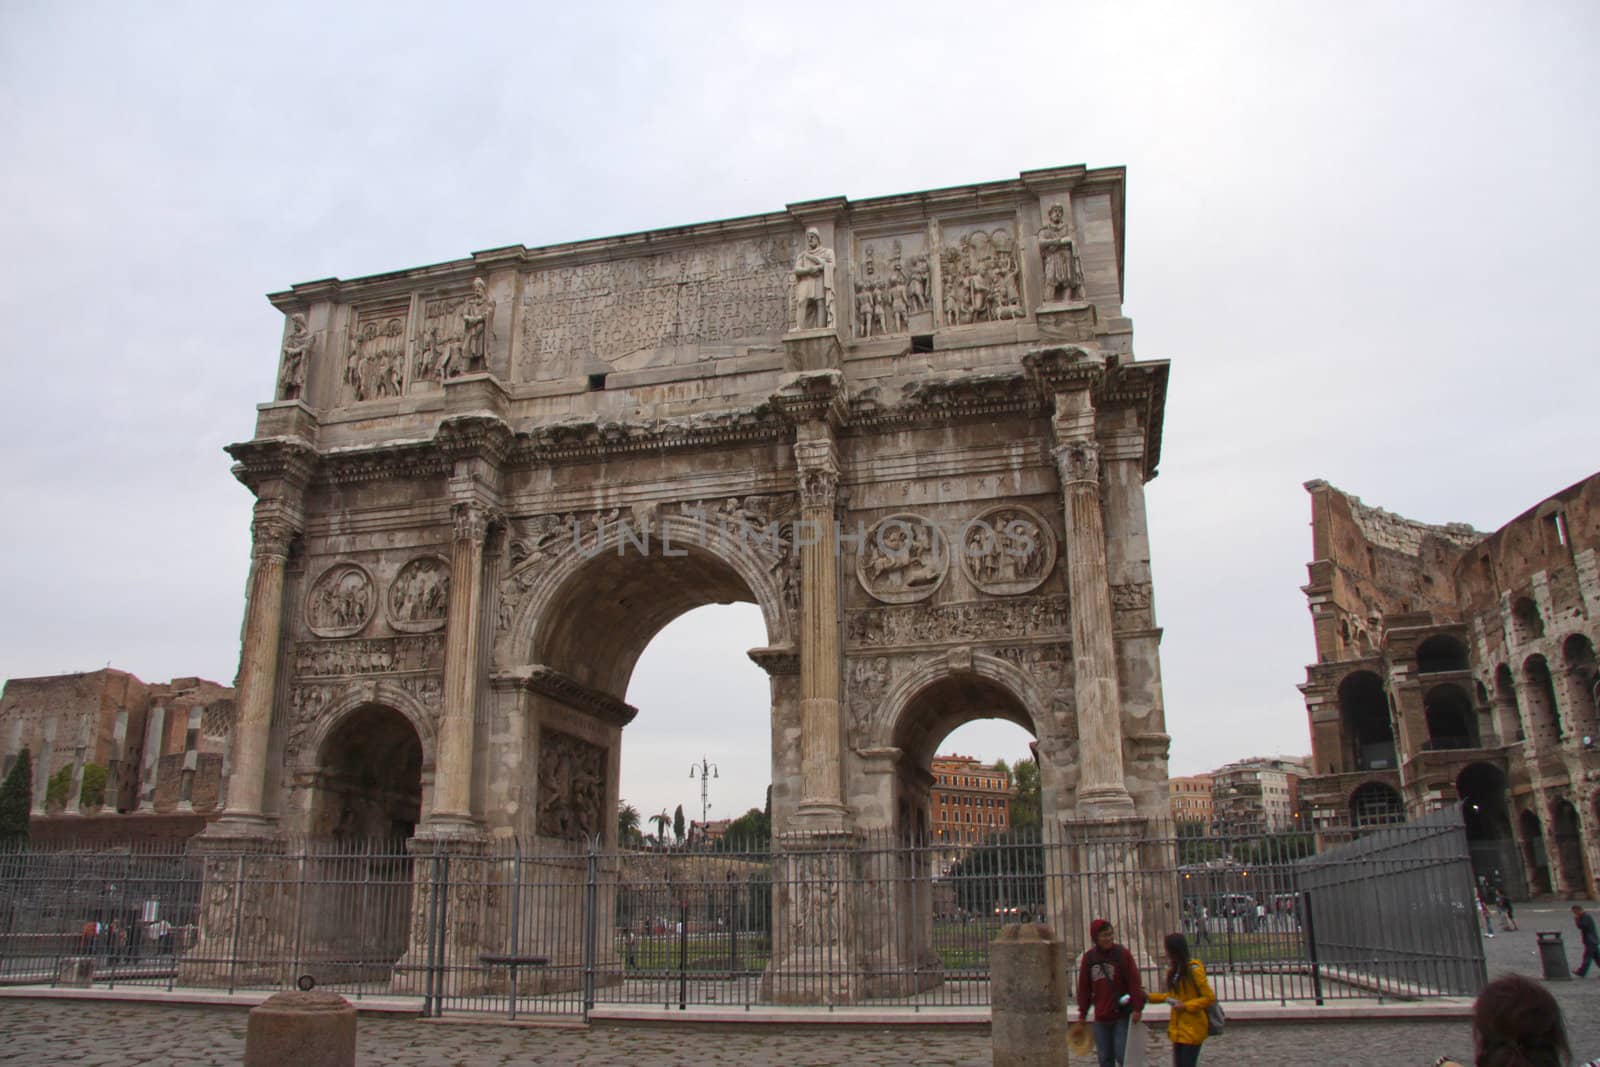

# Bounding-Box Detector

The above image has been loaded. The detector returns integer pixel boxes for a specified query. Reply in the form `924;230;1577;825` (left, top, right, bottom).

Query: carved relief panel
852;232;933;340
960;505;1057;596
938;220;1025;326
344;300;411;402
856;514;950;604
387;556;450;633
516;236;795;382
413;278;493;387
537;728;606;841
305;563;377;638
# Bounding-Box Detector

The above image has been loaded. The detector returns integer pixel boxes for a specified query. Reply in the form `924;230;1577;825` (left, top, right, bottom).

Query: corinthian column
428;501;494;832
1053;389;1134;816
218;510;298;827
795;428;846;820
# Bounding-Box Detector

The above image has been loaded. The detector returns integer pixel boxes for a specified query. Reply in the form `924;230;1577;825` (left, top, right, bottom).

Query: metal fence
0;810;1485;1020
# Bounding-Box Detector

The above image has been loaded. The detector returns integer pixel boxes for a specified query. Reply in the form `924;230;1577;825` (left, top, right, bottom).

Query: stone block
55;956;94;987
990;923;1067;1067
244;990;356;1067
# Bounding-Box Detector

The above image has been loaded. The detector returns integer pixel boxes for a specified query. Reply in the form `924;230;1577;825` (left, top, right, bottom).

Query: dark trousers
1173;1042;1202;1066
1577;942;1600;975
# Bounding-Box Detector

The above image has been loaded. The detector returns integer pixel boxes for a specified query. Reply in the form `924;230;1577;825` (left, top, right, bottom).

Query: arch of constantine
203;164;1172;1002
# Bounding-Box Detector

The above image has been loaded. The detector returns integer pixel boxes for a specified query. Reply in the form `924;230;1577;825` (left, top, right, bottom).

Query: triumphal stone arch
205;164;1171;1002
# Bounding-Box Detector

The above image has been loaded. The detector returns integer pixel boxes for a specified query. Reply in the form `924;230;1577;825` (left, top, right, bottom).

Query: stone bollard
244;990;357;1067
991;922;1068;1067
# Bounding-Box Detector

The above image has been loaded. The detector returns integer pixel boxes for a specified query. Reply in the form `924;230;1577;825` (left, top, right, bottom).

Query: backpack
1193;961;1225;1036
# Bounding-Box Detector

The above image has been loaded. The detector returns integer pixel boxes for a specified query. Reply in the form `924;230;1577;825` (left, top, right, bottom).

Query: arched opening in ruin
1339;671;1395;772
311;703;424;841
1563;635;1599;743
1458;763;1522;897
1417;635;1470;675
1520;809;1552;895
1423;684;1479;751
1550;798;1591;898
1512;597;1545;643
1522;655;1563;746
1349;781;1404;828
1494;664;1524;744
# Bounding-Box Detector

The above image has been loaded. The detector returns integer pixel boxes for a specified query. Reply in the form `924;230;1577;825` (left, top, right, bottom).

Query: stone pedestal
762;830;863;1005
1035;301;1099;343
783;329;842;372
390;830;492;996
179;832;293;989
1049;817;1178;971
991;923;1068;1067
245;990;356;1067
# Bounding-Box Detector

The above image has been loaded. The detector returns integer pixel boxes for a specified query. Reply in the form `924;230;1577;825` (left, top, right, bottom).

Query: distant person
1496;890;1517;932
1145;932;1216;1066
1076;918;1144;1067
1477;894;1495;938
1433;973;1598;1067
1574;905;1600;977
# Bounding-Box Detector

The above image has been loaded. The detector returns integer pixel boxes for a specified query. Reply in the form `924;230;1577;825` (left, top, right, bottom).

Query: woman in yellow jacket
1145;933;1216;1066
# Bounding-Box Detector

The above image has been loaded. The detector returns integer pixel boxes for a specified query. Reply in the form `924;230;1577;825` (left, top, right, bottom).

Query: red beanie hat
1090;918;1112;939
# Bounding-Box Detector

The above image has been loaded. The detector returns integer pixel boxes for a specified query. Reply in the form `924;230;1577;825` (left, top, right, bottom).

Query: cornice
435;414;515;465
492;665;637;727
508;404;788;466
225;437;319;496
770;370;847;427
747;645;800;676
316;442;450;487
847;370;1044;431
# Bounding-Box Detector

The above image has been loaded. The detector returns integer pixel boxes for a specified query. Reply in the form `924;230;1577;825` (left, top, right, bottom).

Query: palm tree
649;809;672;846
617;801;642;846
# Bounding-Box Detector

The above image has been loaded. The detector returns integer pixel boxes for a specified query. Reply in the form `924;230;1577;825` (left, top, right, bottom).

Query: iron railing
0;810;1486;1019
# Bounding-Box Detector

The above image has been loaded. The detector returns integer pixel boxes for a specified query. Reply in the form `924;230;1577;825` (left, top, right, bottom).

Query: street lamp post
689;757;719;840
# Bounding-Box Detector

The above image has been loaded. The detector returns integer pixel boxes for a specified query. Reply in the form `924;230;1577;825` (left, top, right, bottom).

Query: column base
199;811;280;841
1074;786;1136;818
413;813;485;843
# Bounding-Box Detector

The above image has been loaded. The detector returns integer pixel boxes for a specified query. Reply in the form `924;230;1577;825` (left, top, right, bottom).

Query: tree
45;765;73;811
649;809;672;846
1009;757;1041;832
0;749;32;846
79;764;107;810
716;806;771;852
617;801;642;847
673;804;685;846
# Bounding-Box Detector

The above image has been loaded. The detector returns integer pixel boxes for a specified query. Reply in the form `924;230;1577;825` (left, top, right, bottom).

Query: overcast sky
1;2;1595;827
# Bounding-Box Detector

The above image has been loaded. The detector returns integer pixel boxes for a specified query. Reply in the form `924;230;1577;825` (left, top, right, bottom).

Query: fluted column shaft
432;502;491;825
224;514;296;820
1053;389;1134;815
795;430;845;814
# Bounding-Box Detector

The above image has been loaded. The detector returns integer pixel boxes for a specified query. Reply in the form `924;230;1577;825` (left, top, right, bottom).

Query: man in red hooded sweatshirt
1077;918;1144;1067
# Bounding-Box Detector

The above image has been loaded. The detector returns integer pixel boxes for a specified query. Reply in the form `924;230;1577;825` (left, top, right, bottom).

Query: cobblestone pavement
1;902;1597;1066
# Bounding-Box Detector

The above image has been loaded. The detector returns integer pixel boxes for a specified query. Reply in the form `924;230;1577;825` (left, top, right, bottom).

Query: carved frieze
293;634;446;678
940;221;1024;326
856;514;949;604
537;728;606;841
305;563;377;638
845;654;894;730
516;235;795;381
278;314;313;401
1110;582;1154;622
846;594;1070;649
414;278;494;385
960;505;1056;596
344;301;409;402
853;234;931;339
387;556;450;633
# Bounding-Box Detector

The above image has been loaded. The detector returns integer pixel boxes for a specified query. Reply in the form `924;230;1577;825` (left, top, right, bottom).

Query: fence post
509;838;522;1021
420;854;439;1018
1303;889;1324;1006
583;836;598;1021
228;853;245;995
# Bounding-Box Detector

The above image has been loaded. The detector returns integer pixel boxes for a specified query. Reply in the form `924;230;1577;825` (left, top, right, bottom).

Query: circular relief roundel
959;504;1056;595
304;562;376;638
855;513;949;604
387;555;451;633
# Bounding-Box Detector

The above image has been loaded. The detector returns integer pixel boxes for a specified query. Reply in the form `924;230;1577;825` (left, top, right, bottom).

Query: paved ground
1;901;1596;1066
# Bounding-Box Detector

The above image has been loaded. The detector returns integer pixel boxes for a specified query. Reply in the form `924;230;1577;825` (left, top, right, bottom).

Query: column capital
795;443;839;511
1052;439;1101;487
250;502;302;562
451;501;503;545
